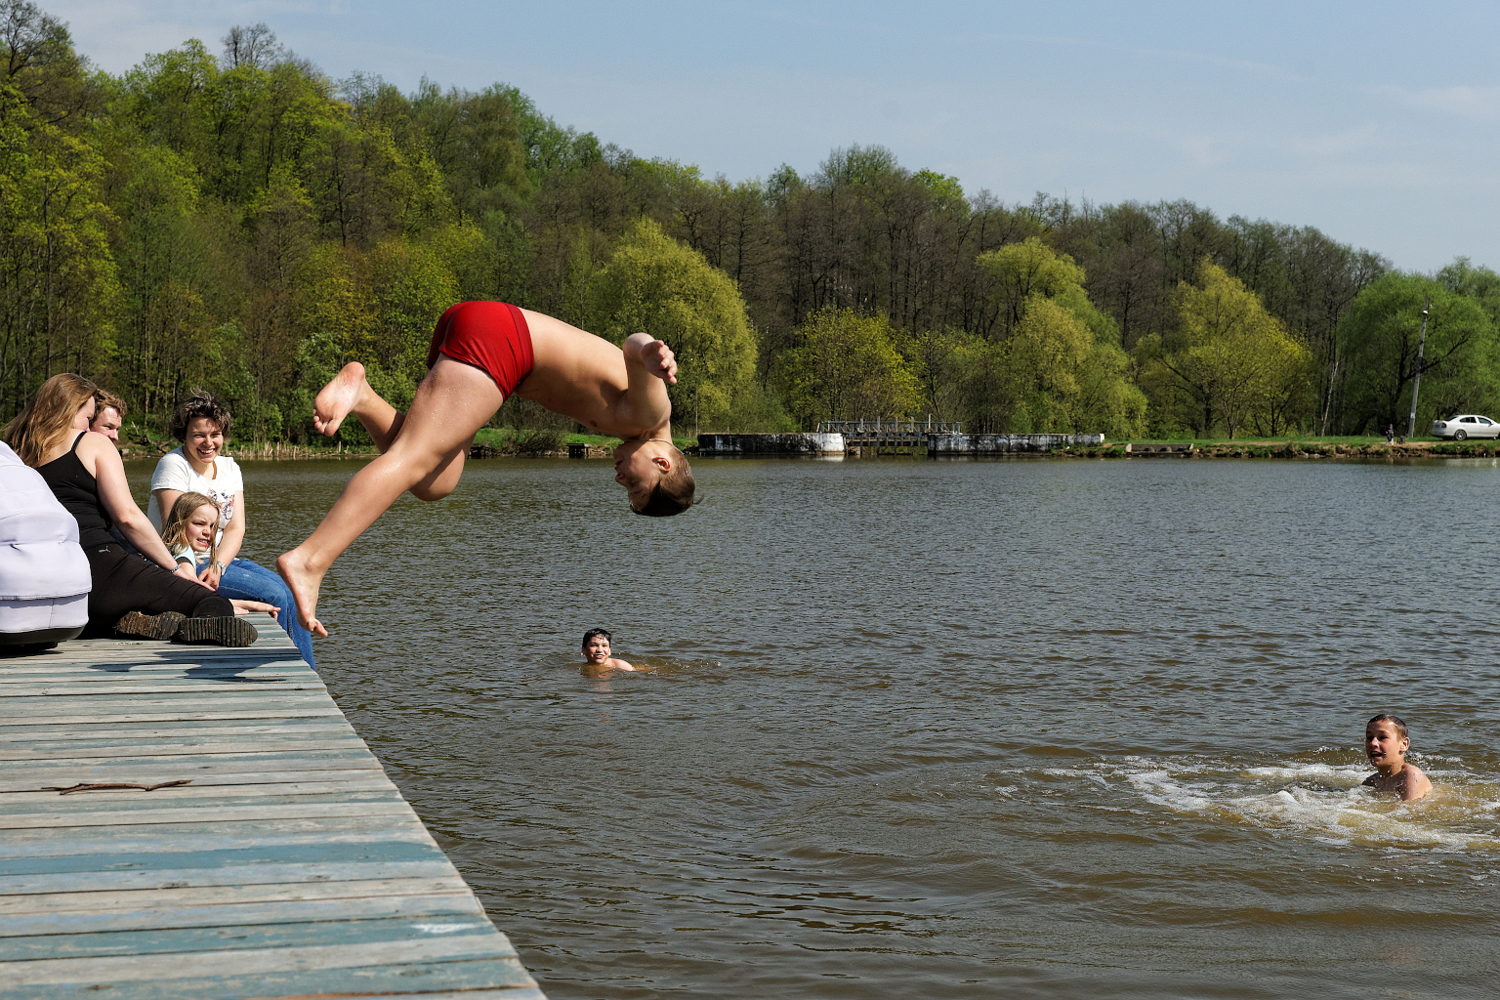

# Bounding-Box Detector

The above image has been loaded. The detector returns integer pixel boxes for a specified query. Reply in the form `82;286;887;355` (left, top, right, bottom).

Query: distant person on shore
148;391;314;666
1385;423;1396;444
278;302;694;636
581;628;636;674
90;391;126;442
1363;713;1432;802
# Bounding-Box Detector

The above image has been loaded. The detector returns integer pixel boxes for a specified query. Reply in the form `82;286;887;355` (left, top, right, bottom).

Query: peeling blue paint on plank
0;956;542;999
0;859;460;895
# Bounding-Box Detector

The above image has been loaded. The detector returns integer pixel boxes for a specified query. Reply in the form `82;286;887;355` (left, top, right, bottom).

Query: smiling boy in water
1363;713;1432;802
277;302;695;636
581;628;635;674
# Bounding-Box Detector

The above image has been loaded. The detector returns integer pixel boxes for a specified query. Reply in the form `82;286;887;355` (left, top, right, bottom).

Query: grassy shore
1070;436;1500;459
115;424;1497;462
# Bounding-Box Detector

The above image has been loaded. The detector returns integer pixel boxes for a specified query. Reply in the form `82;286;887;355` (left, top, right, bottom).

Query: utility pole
1406;296;1431;439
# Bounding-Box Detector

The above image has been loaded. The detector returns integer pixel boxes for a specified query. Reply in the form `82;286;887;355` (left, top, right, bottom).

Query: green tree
0;77;119;419
410;80;531;221
1002;295;1090;430
1338;272;1498;434
978;236;1087;337
971;238;1144;436
778;307;918;426
901;326;980;423
591;217;756;429
1136;260;1300;438
1248;331;1312;437
1;0;105;130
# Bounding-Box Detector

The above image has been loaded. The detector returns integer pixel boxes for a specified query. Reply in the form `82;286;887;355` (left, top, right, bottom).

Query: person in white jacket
0;441;90;650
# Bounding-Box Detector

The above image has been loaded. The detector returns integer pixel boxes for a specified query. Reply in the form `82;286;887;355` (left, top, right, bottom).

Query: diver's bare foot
313;362;368;437
277;550;330;638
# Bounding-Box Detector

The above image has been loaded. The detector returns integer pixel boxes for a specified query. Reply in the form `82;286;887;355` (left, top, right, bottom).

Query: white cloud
1376;84;1500;120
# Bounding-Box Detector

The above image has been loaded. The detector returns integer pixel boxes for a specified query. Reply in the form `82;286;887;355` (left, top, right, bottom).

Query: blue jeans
207;557;316;669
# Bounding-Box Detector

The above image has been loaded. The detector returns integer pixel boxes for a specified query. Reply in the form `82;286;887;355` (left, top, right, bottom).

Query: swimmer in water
581;628;635;674
1362;713;1432;802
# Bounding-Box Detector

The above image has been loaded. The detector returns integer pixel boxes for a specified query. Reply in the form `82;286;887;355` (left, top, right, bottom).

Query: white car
1430;414;1500;440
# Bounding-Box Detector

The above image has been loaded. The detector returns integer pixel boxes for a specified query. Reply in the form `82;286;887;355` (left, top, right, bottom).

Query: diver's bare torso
515;310;669;441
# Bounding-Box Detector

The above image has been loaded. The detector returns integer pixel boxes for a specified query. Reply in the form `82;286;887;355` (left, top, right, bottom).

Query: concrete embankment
929;433;1105;454
695;433;845;455
693;432;1110;456
1084;440;1500;459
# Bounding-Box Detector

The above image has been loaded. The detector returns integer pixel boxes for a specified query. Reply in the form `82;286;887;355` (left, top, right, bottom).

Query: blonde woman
3;374;256;645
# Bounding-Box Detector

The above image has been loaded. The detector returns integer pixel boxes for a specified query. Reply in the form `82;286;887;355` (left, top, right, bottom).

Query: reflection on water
129;455;1500;999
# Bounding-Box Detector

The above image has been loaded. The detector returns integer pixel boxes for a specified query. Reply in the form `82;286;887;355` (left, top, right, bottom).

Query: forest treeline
7;1;1500;444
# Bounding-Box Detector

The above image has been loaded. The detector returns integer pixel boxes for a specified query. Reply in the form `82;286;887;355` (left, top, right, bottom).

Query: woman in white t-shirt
149;391;315;667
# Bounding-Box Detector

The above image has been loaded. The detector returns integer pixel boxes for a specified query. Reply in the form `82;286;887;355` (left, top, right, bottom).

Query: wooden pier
694;431;844;455
928;432;1106;454
818;419;962;451
0;615;545;999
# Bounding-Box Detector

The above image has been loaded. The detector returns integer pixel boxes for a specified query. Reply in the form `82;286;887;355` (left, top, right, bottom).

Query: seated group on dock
1;375;299;654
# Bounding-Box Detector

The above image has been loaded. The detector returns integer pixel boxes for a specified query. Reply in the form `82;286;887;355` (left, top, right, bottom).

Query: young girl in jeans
160;492;282;623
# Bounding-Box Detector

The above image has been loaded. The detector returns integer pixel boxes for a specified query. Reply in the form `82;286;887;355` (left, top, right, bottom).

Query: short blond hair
94;389;126;419
631;448;696;517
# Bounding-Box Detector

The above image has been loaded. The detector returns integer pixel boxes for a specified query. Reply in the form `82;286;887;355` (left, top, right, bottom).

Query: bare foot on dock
313;362;368;437
276;549;329;638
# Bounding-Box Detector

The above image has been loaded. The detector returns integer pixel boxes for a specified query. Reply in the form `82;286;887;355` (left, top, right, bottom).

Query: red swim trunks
426;301;535;397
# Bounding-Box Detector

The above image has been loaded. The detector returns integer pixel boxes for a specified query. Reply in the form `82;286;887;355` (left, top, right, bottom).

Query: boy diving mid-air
278;301;695;636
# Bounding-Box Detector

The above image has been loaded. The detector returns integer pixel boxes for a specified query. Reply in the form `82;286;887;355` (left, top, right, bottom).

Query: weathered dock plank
0;615;546;998
0;875;474;915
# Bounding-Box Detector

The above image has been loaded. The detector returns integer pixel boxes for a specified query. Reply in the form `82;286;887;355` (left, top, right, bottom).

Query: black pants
82;543;234;636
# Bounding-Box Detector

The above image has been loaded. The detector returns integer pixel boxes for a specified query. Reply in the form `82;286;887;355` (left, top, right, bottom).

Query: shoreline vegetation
117;425;1500;462
8;6;1500;452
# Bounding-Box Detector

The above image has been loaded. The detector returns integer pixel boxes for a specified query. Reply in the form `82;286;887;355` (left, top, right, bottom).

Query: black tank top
36;431;116;549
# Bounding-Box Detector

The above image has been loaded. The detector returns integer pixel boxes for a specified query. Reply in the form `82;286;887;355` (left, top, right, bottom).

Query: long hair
2;373;99;467
161;491;220;569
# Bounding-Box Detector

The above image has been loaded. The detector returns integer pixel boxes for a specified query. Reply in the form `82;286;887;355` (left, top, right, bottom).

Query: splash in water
1114;754;1500;850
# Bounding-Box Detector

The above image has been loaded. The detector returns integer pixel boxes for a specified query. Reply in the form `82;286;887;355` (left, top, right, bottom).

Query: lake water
129;455;1500;999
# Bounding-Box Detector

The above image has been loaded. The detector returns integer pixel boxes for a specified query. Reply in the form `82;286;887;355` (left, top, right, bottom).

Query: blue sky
46;1;1500;272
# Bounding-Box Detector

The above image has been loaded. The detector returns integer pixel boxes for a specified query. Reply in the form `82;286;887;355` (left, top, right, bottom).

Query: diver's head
613;438;695;516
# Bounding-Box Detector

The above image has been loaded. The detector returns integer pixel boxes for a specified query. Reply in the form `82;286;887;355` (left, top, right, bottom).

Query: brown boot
115;611;186;641
172;617;258;647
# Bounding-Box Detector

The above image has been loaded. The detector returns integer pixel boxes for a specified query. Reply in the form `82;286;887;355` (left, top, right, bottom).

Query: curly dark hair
170;389;233;441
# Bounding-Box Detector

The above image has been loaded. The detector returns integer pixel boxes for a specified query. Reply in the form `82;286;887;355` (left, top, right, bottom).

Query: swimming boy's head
582;628;613;664
613;438;695;516
1366;714;1410;771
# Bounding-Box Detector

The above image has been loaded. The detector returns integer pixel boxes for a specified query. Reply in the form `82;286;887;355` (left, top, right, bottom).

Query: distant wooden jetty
0;616;545;999
695;432;845;455
694;423;1105;456
821;418;962;451
927;432;1105;454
